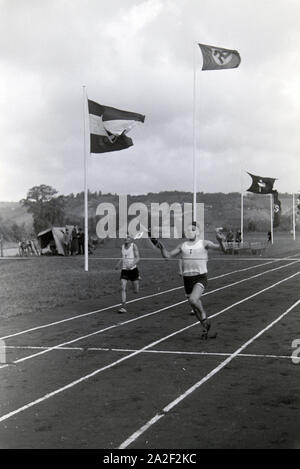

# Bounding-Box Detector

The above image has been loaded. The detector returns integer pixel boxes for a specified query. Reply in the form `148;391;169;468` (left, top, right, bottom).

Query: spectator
226;229;234;242
77;227;84;255
63;228;70;256
70;226;79;255
26;239;34;255
235;229;242;243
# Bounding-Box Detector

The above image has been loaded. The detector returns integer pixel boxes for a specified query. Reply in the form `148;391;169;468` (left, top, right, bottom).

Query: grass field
0;234;299;448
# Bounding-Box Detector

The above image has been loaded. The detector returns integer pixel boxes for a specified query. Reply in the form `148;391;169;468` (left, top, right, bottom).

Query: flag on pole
297;194;300;214
88;100;145;154
246;173;277;194
273;190;281;227
198;43;241;71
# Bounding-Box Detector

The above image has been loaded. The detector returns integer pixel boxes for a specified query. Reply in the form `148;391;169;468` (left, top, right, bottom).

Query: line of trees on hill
0;217;29;242
20;185;65;235
1;186;297;242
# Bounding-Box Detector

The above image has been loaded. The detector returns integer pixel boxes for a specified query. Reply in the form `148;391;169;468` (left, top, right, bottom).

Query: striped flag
198;43;241;71
88;100;145;154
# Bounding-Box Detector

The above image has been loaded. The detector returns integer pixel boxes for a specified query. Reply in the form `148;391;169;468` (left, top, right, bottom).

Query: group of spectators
225;229;242;243
62;226;85;256
18;239;39;256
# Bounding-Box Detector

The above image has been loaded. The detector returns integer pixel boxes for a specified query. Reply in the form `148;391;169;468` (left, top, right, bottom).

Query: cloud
1;0;300;201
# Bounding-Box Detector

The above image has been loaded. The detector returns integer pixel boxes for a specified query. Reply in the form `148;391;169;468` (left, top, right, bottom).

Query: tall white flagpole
292;193;296;240
83;86;89;271
241;192;244;242
192;42;197;223
240;162;244;243
270;193;273;244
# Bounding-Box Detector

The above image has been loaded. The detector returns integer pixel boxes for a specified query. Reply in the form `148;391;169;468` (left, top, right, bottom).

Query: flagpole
240;164;244;243
292;193;296;240
192;42;197;223
241;192;244;243
83;85;89;272
270;194;273;244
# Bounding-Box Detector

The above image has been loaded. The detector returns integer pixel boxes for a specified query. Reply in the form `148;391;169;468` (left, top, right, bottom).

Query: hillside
0;202;33;226
0;191;298;241
64;191;298;233
0;202;34;240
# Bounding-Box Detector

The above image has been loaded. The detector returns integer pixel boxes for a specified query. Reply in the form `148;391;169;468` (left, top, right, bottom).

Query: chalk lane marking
0;259;298;368
119;295;300;449
1;345;297;361
0;271;298;425
1;256;295;342
0;259;298;370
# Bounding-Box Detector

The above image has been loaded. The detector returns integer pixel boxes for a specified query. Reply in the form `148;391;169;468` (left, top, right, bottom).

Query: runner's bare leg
132;280;139;294
121;279;127;308
189;284;210;335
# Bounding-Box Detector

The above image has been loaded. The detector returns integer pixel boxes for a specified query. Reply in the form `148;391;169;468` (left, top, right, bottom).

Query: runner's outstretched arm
157;242;182;259
132;244;140;266
205;229;227;253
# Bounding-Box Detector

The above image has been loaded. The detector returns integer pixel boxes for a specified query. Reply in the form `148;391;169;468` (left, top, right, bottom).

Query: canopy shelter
37;226;74;255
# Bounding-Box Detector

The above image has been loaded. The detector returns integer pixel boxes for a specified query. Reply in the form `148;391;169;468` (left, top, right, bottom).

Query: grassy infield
0;233;299;320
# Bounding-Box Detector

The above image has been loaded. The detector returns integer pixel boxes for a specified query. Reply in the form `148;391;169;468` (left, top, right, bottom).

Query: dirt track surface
0;241;299;448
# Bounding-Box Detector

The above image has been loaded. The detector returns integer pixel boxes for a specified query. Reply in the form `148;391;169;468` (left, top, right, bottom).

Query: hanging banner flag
246;173;277;194
273;190;281;227
88;100;145;154
297;194;300;214
198;43;241;71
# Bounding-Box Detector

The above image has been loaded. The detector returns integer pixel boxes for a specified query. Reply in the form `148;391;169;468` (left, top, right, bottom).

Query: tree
21;185;58;204
10;222;27;241
21;185;65;234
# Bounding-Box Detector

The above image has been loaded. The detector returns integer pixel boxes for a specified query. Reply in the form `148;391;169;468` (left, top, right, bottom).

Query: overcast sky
1;0;300;201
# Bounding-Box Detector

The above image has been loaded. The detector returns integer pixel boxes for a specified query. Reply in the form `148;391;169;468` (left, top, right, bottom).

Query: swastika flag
198;43;241;71
273;190;281;228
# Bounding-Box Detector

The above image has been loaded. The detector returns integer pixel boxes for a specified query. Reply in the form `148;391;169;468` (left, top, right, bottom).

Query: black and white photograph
0;0;299;451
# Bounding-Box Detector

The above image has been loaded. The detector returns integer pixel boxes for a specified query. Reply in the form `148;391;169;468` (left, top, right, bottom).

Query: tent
37;226;74;255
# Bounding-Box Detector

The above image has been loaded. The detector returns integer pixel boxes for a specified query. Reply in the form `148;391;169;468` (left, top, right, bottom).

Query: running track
0;254;299;448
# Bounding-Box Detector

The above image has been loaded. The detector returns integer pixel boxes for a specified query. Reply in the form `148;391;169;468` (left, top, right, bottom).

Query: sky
0;0;300;201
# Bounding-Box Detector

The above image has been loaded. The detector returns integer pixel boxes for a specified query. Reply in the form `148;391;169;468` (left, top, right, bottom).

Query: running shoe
201;320;211;340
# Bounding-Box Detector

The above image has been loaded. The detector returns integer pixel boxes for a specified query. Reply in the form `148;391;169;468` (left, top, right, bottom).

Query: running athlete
152;224;226;339
115;235;141;313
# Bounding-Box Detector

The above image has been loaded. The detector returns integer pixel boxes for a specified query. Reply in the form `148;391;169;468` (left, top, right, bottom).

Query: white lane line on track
1;345;296;360
1;256;294;341
84;257;300;262
0;259;298;370
1;256;299;262
0;271;298;425
119;296;300;449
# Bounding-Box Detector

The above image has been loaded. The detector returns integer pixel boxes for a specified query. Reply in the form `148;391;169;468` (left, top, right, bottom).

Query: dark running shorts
183;274;208;295
120;268;140;282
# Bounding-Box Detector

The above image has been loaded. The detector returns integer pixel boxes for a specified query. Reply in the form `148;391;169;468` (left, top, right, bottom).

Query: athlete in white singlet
156;223;226;339
115;235;140;313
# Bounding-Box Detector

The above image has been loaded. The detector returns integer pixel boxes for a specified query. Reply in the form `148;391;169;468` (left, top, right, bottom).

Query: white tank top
181;239;208;275
122;243;136;270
